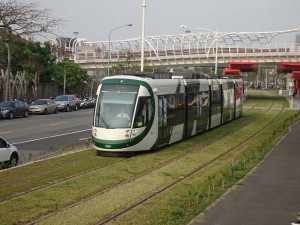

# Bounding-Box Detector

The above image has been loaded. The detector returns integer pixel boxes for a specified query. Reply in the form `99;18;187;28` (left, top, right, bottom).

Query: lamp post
107;23;132;76
141;0;146;72
63;70;66;95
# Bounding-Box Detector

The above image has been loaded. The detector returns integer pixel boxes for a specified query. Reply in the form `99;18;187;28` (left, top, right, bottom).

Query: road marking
50;122;70;126
0;131;12;135
12;129;90;145
78;137;91;141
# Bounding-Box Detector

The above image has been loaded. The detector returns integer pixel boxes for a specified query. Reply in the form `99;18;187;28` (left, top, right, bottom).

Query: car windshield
0;101;13;107
33;100;47;105
55;96;68;101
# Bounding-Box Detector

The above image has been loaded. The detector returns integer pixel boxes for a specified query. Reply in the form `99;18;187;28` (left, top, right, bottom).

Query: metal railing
73;30;300;69
75;43;300;69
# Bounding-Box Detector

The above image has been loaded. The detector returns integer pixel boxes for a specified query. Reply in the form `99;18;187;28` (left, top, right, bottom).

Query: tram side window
133;97;152;128
211;89;222;114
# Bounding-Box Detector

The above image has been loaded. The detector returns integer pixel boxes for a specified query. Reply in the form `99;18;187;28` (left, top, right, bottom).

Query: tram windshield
95;84;139;128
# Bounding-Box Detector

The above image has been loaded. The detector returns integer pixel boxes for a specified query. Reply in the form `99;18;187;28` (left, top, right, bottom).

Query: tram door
186;81;210;137
210;80;222;128
234;80;243;118
156;94;185;147
222;80;235;123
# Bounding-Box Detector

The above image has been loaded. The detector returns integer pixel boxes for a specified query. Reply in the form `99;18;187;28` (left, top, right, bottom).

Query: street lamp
141;0;146;72
108;23;132;76
63;70;66;95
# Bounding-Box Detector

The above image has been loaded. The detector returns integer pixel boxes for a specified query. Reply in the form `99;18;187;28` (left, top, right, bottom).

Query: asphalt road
0;108;94;164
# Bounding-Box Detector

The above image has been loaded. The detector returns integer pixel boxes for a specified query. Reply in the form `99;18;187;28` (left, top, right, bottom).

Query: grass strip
32;110;293;225
107;110;300;225
0;149;96;182
0;150;122;200
0;109;273;225
0;91;294;225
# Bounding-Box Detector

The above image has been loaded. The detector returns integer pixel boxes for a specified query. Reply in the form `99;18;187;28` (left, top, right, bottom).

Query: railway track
0;98;262;202
0;157;128;203
95;103;284;224
0;94;293;225
27;102;284;224
0;152;96;186
1;98;265;201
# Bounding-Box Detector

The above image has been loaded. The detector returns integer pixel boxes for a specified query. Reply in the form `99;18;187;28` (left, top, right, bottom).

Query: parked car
54;95;79;112
29;99;58;115
0;101;29;119
0;136;19;169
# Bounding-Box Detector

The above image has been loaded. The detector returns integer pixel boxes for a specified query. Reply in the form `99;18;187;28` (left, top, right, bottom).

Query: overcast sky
19;0;300;43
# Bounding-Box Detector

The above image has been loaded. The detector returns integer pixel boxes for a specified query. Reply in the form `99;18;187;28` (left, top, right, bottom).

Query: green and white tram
92;74;243;155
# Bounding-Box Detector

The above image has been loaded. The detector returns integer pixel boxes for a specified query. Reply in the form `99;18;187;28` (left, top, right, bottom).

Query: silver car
0;136;19;169
54;95;79;112
29;99;58;115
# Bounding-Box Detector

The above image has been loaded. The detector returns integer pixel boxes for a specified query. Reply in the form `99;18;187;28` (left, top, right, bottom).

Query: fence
0;83;61;101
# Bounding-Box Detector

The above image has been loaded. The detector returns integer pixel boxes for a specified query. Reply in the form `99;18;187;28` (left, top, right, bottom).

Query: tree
51;59;90;94
0;0;62;100
109;49;153;75
0;36;55;99
19;41;55;98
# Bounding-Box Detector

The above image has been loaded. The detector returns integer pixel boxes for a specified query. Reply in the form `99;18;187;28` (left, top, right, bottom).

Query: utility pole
141;0;146;72
63;70;66;94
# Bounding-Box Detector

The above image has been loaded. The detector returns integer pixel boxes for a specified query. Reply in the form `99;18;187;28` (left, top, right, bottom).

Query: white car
0;137;19;169
29;99;58;115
